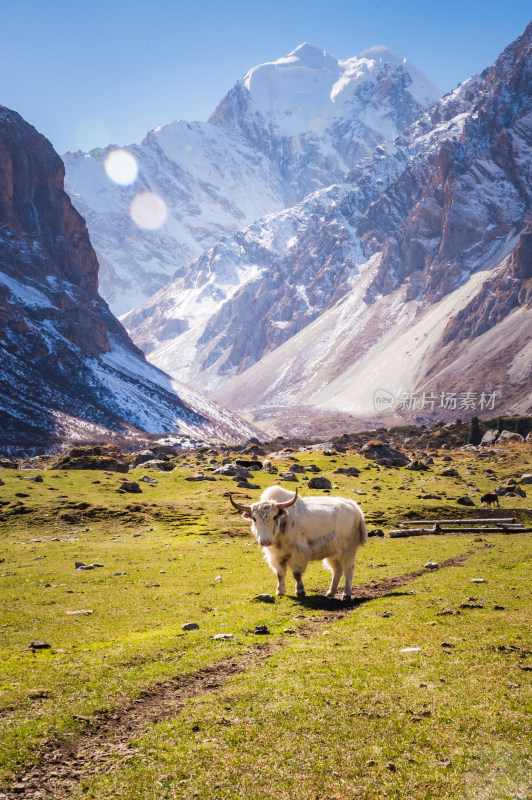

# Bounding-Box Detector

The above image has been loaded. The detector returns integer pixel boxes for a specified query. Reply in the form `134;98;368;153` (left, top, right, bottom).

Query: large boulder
213;463;253;479
360;442;408;466
52;446;129;472
481;429;499;445
498;430;525;443
133;449;157;466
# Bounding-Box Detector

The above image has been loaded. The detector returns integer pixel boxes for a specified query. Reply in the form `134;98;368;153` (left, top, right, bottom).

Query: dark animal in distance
480;492;500;508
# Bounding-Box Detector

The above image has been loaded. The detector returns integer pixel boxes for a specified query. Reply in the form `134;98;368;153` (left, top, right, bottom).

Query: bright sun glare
104;149;138;186
130;192;167;229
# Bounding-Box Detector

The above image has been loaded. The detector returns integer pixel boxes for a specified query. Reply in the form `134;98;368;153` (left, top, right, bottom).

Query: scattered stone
368;528;385;537
214;576;222;583
182;622;200;631
471;578;486;583
280;472;299;482
139;476;158;484
424;561;439;569
212;633;234;641
457;496;475;506
406;460;428;471
252;594;276;603
66;609;94;615
521;474;532;485
186;473;217;482
254;625;271;635
333;467;360;476
440;642;455;648
307;476;332;490
400;647;422;653
236;481;260;489
213;464;253;479
21;474;43;482
119;481;142;493
386;762;397;772
136;459;174;472
29;641;51;650
441;468;460;477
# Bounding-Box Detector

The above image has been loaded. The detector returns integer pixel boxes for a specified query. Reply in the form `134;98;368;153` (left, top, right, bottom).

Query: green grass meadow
1;444;531;798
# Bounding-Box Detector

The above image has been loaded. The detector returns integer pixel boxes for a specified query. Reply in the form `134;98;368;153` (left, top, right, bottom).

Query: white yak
230;485;367;600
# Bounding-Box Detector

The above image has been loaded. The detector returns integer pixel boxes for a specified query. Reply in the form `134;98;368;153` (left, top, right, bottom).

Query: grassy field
1;442;531;799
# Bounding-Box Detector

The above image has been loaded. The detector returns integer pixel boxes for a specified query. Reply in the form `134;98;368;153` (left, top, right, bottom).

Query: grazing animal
480;492;500;508
230;485;367;601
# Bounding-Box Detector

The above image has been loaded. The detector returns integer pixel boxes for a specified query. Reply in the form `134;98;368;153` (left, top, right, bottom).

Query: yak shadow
289;594;360;612
289;587;416;613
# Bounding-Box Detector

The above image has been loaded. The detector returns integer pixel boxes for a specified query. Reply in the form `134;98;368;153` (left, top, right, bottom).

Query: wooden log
399;519;516;525
389;526;531;538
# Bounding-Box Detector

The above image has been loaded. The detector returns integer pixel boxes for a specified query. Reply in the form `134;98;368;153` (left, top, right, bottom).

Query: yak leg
293;571;305;597
324;557;342;597
291;566;306;597
270;555;288;596
276;568;287;596
341;555;355;602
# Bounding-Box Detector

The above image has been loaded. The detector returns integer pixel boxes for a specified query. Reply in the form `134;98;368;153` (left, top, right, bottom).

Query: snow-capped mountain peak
64;42;441;316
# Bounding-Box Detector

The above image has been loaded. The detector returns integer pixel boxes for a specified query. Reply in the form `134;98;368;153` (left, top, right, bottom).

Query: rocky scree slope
128;24;532;428
64;43;441;315
0;106;262;449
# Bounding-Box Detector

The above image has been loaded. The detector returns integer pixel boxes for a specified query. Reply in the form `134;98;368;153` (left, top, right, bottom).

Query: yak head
230;489;298;547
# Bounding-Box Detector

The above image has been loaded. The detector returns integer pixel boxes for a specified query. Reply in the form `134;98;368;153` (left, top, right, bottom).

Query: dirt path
1;547;487;799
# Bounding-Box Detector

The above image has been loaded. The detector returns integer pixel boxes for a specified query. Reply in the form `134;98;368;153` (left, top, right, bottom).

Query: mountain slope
0;106;262;450
64;43;441;315
127;24;532;428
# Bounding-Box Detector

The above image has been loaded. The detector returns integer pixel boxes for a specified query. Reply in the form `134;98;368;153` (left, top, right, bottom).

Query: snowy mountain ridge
125;24;532;432
0;105;263;450
64;42;441;315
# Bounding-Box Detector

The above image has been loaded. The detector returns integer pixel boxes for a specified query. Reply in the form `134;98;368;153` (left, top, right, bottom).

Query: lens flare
130;192;167;230
105;149;138;185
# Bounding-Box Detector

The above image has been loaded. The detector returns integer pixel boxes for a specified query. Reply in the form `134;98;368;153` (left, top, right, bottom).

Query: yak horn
277;488;298;509
229;494;251;514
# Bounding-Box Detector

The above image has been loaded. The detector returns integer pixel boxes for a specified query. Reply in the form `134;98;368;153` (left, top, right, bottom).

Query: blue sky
1;0;530;154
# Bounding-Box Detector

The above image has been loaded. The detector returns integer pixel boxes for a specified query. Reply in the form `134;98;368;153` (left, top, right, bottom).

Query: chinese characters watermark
374;389;499;413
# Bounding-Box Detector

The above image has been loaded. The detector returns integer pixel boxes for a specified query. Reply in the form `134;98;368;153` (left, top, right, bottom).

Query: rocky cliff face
358;24;532;304
125;24;532;428
64;43;440;315
0;106;263;450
